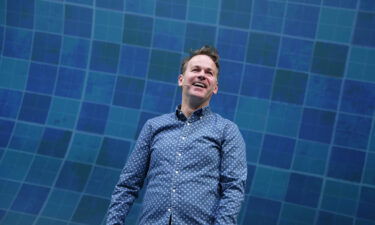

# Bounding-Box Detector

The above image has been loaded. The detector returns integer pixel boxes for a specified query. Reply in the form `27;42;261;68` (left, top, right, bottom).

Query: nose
197;72;206;80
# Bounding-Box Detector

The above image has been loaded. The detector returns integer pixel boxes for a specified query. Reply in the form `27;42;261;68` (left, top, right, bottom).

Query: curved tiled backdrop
0;0;375;224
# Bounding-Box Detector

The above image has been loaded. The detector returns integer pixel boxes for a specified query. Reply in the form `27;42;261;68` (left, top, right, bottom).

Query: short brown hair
180;45;220;75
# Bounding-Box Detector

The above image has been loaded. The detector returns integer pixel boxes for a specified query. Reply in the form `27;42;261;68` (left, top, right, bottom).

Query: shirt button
187;122;190;126
172;189;176;192
181;136;186;140
177;152;181;156
168;208;171;212
175;170;179;174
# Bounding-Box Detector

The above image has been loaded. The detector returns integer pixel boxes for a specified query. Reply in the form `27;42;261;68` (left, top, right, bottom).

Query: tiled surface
0;0;375;224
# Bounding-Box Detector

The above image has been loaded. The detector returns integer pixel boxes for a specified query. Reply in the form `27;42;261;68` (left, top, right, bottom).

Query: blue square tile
0;211;36;225
148;49;181;83
346;47;375;83
37;127;72;158
0;119;14;148
246;32;280;67
240;65;274;99
0;26;3;53
218;60;243;93
0;178;21;209
340;80;375;116
240;129;263;163
278;37;314;72
266;102;302;137
259;134;295;169
6;0;34;28
90;40;120;73
285;173;323;207
299;108;336;144
0;58;29;90
35;217;68;225
94;9;123;43
184;23;216;51
251;0;286;33
113;76;145;109
305;75;342;110
72;195;109;225
96;137;131;169
0;150;33;180
35;0;63;33
66;0;93;5
55;161;92;192
328;146;366;182
26;63;58;94
142;81;175;113
356;219;375;225
323;0;357;9
84;72;116;104
364;153;375;185
67;132;102;164
3;27;33;59
105;106;140;139
219;0;252;29
217;28;247;61
85;166;120;197
210;93;238;120
96;0;124;10
25;156;62;186
243;196;281;225
18;93;51;124
41;189;81;220
317;211;354;225
334;113;372;150
64;5;93;38
357;187;375;220
235;96;269;131
31;32;62;64
284;3;319;38
360;0;375;11
187;0;219;24
292;140;329;175
122;14;153;47
0;88;22;119
46;97;80;129
119;45;150;78
61;36;90;69
9;122;43;153
152;18;185;52
155;0;187;20
55;67;86;99
288;0;321;5
77;102;109;134
11;184;50;214
125;0;155;15
279;203;316;225
244;164;256;194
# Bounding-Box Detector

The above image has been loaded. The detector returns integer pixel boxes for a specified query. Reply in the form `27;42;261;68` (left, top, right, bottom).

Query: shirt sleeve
106;120;153;225
215;122;247;225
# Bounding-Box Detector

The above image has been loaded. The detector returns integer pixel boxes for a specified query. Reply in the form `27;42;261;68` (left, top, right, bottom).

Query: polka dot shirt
107;106;247;225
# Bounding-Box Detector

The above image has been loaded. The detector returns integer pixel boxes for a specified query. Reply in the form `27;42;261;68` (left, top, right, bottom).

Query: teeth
193;83;205;88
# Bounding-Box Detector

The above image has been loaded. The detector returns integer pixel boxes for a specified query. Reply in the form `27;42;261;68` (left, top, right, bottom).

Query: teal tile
105;106;140;139
35;0;63;33
187;0;219;24
346;47;375;83
0;178;21;209
9;123;43;153
235;96;269;131
0;211;36;225
292;140;329;175
25;155;62;186
0;150;33;180
47;97;80;129
364;153;375;185
94;9;123;43
0;58;28;90
279;203;316;225
266;102;302;137
41;189;81;220
67;133;102;164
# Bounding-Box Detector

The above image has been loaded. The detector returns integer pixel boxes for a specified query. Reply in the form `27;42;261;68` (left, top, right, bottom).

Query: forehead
187;55;217;71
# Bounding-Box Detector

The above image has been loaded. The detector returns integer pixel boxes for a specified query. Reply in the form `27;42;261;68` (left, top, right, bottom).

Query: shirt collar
175;105;211;121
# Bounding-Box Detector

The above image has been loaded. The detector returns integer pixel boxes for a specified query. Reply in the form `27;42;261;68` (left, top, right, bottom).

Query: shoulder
210;112;239;131
145;112;176;128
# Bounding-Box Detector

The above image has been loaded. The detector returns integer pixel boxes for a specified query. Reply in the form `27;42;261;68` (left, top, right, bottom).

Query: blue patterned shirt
107;106;247;225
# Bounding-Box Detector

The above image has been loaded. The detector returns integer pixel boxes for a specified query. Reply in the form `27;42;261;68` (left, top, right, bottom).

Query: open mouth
192;82;206;88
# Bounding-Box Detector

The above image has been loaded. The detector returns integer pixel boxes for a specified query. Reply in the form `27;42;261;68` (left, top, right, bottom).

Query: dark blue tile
72;195;109;225
184;23;216;52
64;5;93;38
357;187;375;220
210;93;237;120
136;111;160;137
259;134;295;169
55;161;92;192
299;108;336;144
6;0;34;28
41;189;81;220
328;146;365;182
243;196;281;225
125;0;156;15
251;0;286;33
245;164;256;194
142;81;175;114
317;211;354;225
119;45;150;78
31;32;62;64
0;178;21;208
278;37;314;72
285;173;323;207
61;36;90;69
55;67;85;99
334;113;372;150
18;93;51;124
122;14;153;47
90;40;120;73
323;0;357;9
240;129;263;163
279;203;316;225
96;137;131;168
241;65;274;99
3;27;33;59
246;32;280;67
77;102;109;134
284;3;319;38
218;60;243;94
84;72;116;104
37;127;72;158
311;42;348;77
85;166;121;197
217;28;248;61
288;0;322;5
219;0;252;29
340;80;375;116
360;0;375;11
66;0;93;5
113;76;145;109
155;0;187;20
152;19;186;52
305;75;342;110
148;49;181;83
96;0;124;10
271;69;308;105
26;63;58;94
0;88;22;119
25;156;62;185
0;119;14;147
11;184;50;214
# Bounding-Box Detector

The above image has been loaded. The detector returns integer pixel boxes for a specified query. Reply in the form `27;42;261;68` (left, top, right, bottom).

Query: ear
178;74;184;87
213;82;218;94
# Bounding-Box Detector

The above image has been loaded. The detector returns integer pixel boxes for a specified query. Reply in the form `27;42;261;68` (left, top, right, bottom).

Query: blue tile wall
1;1;375;225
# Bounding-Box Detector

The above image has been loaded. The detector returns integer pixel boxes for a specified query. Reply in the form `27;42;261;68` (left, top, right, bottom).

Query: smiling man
107;46;247;225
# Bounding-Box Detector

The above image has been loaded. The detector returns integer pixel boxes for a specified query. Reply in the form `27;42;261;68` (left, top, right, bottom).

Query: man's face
178;55;218;105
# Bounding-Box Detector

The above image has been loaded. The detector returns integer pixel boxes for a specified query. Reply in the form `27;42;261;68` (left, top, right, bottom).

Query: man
107;46;247;225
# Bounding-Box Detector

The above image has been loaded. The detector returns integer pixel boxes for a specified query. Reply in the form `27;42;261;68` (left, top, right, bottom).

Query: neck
180;98;209;118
